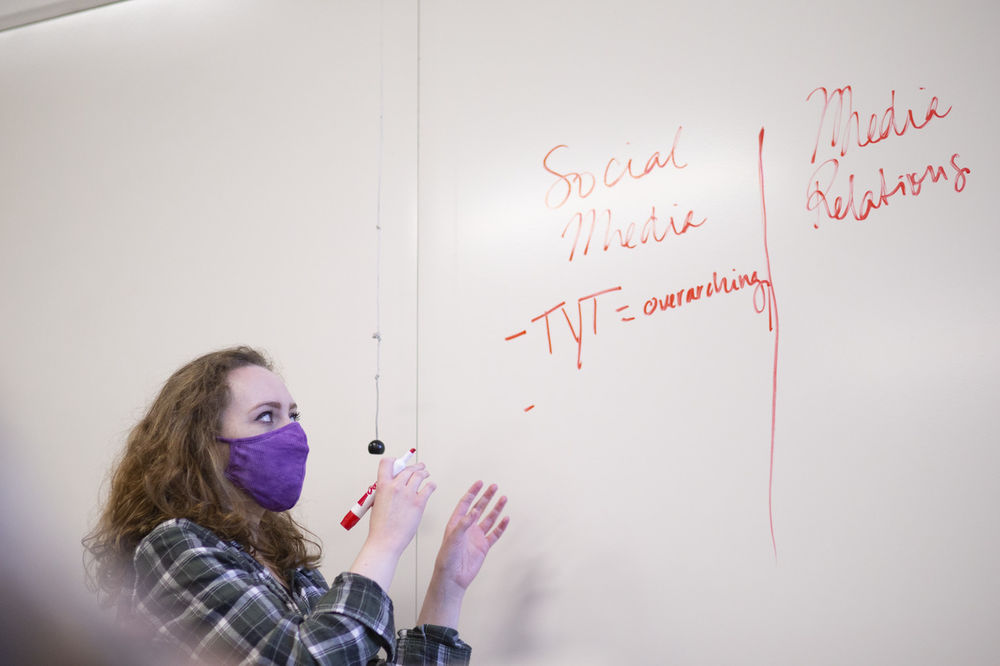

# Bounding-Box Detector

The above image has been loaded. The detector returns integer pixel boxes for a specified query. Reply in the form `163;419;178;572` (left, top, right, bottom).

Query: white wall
1;1;998;664
0;0;422;627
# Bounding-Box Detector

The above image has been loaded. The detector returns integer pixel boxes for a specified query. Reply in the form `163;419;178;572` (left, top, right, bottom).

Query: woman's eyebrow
247;401;294;414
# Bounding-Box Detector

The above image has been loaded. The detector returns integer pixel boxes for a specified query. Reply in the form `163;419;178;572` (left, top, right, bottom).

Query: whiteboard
413;1;999;664
0;1;997;664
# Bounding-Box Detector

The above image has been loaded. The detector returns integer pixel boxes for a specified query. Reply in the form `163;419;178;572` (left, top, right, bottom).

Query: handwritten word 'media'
543;127;688;209
561;205;707;262
806;153;971;224
807;86;951;164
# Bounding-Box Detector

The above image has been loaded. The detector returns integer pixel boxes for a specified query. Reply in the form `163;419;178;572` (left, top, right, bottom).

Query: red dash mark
758;128;781;562
524;405;535;412
505;330;527;341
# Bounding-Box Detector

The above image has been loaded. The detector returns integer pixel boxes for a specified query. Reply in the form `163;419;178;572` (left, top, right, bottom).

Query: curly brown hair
84;346;321;607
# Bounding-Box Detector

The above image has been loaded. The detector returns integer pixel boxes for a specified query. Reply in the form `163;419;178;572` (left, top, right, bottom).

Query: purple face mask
217;421;309;512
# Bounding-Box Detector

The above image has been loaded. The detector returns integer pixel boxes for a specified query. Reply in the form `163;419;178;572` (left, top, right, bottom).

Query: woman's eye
290;411;301;422
256;411;274;423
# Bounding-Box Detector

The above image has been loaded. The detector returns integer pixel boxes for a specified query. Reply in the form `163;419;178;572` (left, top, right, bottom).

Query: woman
85;346;508;665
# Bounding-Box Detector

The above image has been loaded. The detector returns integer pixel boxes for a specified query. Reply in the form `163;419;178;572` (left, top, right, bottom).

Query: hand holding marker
341;448;417;529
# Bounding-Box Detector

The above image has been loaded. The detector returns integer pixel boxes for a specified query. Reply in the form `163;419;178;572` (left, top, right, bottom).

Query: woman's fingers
486;515;510;547
478;493;508;533
469;483;498;520
454;481;484;514
400;464;428;486
376;456;398;481
450;482;508;538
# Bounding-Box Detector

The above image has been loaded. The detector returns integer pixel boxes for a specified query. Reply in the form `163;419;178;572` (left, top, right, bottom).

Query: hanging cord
374;58;383;441
371;0;386;452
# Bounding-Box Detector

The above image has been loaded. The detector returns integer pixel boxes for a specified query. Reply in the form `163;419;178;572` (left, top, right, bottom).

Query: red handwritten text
543;127;688;209
517;127;782;558
807;86;952;164
806;153;971;224
642;268;775;331
505;270;773;370
561;205;707;261
521;286;623;370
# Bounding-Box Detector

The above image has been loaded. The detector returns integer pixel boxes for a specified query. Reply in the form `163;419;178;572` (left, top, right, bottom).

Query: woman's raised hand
434;481;509;591
416;481;509;629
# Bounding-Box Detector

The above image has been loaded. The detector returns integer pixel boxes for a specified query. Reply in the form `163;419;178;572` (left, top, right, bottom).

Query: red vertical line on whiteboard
758;128;781;562
532;301;567;354
579;286;622;335
561;303;584;369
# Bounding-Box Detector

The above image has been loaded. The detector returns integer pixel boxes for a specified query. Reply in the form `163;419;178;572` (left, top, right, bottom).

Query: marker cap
341;512;361;530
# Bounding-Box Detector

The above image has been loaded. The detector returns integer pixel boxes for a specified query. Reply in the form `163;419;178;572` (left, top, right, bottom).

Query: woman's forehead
227;365;293;404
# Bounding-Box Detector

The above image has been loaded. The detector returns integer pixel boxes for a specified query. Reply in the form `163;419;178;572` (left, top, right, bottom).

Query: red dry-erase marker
341;448;416;530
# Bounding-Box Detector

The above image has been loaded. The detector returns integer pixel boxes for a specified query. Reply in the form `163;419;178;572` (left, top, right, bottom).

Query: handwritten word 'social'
543;127;688;209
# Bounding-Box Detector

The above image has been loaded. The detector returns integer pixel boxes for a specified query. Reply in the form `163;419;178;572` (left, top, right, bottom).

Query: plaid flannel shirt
123;518;471;665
